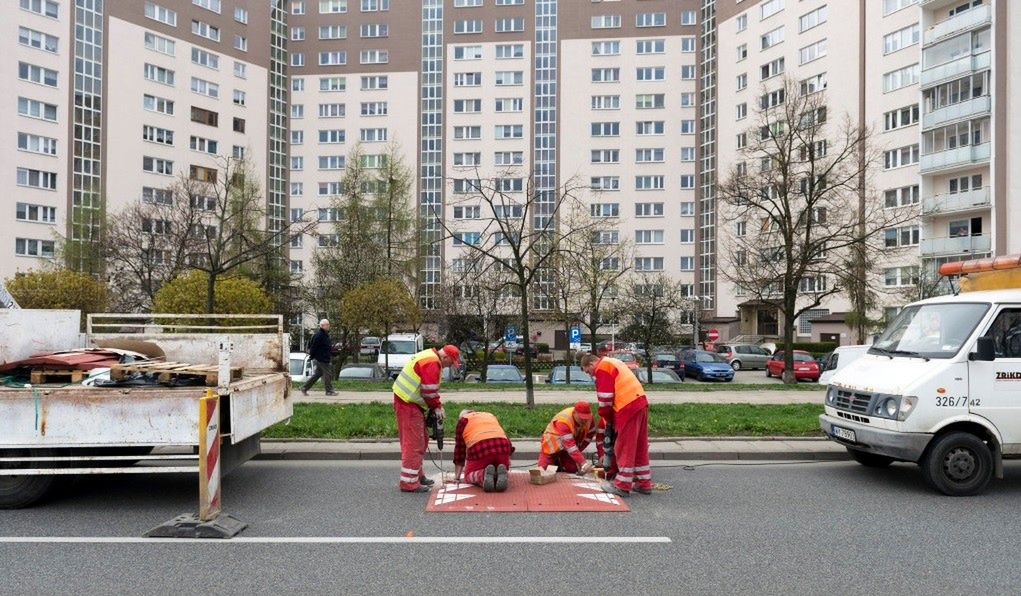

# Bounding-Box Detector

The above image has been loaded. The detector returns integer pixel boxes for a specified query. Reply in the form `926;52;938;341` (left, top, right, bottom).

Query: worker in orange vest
452;410;514;492
581;354;652;497
538;401;605;474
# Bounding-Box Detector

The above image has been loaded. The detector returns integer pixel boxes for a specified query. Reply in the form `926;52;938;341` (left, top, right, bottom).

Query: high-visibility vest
392;349;440;409
597;357;644;412
540;407;593;455
462;412;506;447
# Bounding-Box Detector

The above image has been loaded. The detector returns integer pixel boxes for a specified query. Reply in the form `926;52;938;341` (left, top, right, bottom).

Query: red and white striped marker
198;389;221;521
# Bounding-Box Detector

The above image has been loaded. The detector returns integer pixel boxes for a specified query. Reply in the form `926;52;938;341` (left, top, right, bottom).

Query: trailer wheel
920;432;993;497
0;450;56;509
848;448;893;468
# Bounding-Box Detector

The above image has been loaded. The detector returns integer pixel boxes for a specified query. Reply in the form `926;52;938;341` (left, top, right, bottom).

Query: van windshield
381;340;418;355
871;303;989;359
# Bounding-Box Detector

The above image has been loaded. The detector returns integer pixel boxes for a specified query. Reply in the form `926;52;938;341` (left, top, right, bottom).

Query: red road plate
426;471;630;513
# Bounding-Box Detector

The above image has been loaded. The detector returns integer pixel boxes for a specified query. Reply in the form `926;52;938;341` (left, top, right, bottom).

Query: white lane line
0;536;671;545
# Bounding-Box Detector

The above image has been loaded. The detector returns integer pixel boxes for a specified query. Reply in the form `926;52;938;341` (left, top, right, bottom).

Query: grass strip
295;380;823;392
264;402;825;440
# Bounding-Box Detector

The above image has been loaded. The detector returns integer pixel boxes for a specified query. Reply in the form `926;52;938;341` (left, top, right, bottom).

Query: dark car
546;365;594;385
651;353;685;379
680;350;735;382
635;368;683;384
337;363;389;381
481;364;524;384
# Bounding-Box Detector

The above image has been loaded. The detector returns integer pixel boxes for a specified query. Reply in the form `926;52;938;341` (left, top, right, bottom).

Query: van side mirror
975;336;996;362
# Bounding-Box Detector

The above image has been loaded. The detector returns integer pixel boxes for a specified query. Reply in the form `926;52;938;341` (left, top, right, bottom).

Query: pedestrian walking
301;319;336;396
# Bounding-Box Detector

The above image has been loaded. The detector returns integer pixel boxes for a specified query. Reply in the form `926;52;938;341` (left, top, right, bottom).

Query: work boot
634;485;653;495
600;480;629;498
495;464;508;492
483;464;496;492
401;485;430;493
419;476;435;487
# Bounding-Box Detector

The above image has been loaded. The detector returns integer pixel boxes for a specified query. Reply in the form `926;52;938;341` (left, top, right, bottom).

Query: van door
969;306;1021;451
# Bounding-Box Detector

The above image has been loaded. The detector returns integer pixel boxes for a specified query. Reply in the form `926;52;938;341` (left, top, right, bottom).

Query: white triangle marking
578;492;619;505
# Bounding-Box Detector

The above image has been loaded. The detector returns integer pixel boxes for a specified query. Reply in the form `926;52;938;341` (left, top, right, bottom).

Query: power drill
426;409;444;450
602;422;615;470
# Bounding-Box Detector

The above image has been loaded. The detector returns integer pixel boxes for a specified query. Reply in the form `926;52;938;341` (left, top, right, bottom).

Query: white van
818;345;870;385
819;254;1021;496
289;352;314;383
377;333;425;377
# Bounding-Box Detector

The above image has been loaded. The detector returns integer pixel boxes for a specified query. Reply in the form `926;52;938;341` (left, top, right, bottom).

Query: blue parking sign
505;325;517;342
569;326;581;343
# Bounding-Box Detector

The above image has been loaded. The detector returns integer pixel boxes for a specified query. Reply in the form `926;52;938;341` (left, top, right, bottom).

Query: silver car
715;343;771;371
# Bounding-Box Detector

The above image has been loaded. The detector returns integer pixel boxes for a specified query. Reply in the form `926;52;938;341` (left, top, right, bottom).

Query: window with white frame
453;99;482;113
799;276;827;293
495;97;524;112
884;144;919;169
635;230;664;244
761;27;784;50
454;45;483;60
680;175;696;189
190;77;219;98
16;167;57;190
454;72;482;86
637;67;666;81
319;25;348;39
760;0;784;20
884;104;920;131
191;20;220;41
319;129;346;144
884;266;919;288
799;6;827;33
15;238;55;258
320;51;347;66
18;62;57;87
318;155;346;170
360;23;388;38
635;257;664;271
453;206;481;220
360;128;387;142
591;15;621;29
883;24;919;55
321;76;347;91
494;151;524;166
453;152;481;166
884;185;919;208
681;10;697;25
736;14;747;32
144;63;175;86
144;2;176;25
144;94;174;115
680;92;696;107
496;43;524;59
883;64;919;92
680;120;696;134
681;147;696;162
189;135;218;154
636;12;665;27
495;124;523;139
635;203;664;217
495;17;524;32
761;57;785;80
361;101;387;116
592;68;620;83
883;0;918;15
680;202;695;216
593;230;620;245
591;149;620;164
191;47;219;69
591;122;620;137
291;53;304;66
13;204;58;227
18;132;58;155
319;103;346;118
454;20;483;34
495;71;523;86
290;156;303;170
636;39;665;54
737;73;748;90
736;103;748;119
680;257;695;271
800;73;827;94
361;75;388;90
234;6;248;22
360;49;389;64
799;39;826;64
681;36;696;53
884;225;920;248
143;125;174;145
592;40;620;56
454;126;482;140
591;176;620;191
635;148;664;163
319;0;347;13
590;203;619;218
636;121;664;135
141;157;174;176
635;93;664;110
635;175;664;190
680;65;696;79
144;32;174;55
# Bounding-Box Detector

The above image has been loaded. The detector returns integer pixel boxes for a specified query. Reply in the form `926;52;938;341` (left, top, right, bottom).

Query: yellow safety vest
392;349;440;409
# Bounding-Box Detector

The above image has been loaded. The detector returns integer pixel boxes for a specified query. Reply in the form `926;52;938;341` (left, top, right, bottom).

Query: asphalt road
4;460;1021;595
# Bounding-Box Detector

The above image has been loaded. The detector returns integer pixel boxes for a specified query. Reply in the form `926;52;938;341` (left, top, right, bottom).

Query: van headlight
897;396;918;422
875;397;899;418
826;386;838;405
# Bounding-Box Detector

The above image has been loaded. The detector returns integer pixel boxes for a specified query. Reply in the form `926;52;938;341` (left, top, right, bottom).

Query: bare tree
616;274;687;383
717;76;914;382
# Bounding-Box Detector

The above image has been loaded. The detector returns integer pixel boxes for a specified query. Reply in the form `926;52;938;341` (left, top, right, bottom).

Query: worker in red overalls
392;344;460;493
452;410;514;492
538;401;605;474
580;354;652;497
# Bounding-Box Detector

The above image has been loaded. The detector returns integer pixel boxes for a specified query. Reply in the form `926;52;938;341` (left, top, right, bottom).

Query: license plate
831;425;856;442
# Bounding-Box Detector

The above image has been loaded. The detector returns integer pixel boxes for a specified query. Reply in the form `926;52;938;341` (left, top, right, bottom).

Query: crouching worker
538;401;604;475
452;410;514;492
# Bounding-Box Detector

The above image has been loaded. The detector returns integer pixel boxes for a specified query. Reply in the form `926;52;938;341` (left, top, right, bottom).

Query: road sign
504;325;517;343
706;328;720;342
569;326;581;343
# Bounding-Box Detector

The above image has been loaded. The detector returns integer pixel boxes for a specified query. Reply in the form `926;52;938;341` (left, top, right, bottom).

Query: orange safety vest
540;407;595;455
597;357;644;412
462;412;507;447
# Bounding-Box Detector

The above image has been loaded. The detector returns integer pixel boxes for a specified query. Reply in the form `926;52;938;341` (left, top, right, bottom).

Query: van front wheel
920;432;993;496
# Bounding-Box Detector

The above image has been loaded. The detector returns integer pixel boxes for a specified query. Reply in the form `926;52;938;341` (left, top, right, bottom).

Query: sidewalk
295;388;824;405
258;437;848;462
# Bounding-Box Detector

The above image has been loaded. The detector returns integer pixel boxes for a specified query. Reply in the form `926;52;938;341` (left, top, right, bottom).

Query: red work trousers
608;398;651;493
394;396;428;490
537;450;582;474
463;450;512;486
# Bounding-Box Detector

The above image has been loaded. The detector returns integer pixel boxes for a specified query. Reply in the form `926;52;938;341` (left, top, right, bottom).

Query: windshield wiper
886;349;930;361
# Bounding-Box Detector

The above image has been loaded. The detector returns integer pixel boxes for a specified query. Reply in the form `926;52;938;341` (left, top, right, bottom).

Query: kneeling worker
538;401;604;475
453;410;514;492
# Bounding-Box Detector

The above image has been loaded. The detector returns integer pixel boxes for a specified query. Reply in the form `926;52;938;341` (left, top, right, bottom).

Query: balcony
920;234;991;257
920;142;990;174
921;51;991;88
922;95;991;130
924;4;992;45
921;187;990;216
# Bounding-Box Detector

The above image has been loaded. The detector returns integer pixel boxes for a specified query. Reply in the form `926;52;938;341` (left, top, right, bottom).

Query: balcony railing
920;234;991;256
921;51;991;88
922;95;991;130
920;142;990;173
924;4;992;45
921;187;991;215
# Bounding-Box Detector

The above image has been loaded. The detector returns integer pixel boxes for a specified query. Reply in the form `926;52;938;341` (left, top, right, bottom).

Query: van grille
834;389;874;414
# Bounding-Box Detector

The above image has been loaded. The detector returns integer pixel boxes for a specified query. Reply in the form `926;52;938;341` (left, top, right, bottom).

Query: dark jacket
307;328;333;362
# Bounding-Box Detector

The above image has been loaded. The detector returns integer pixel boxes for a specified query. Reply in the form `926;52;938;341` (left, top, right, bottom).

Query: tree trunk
518;284;535;409
564;320;572;384
205;272;217;314
782;297;797;384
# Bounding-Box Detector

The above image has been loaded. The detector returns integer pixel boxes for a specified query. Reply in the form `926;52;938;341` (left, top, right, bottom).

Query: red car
766;350;820;382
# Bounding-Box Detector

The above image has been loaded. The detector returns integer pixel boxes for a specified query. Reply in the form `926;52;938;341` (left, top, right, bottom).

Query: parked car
377;333;424;377
359;336;381;357
288;352;313;383
680;349;735;382
651;353;685;378
766;350;821;382
607;351;640;369
715;343;772;371
635;368;683;384
578;342;593;354
481;364;524;384
818;344;870;385
596;340;618;356
337;363;389;381
459;340;486;354
546;365;594;385
441;366;464;382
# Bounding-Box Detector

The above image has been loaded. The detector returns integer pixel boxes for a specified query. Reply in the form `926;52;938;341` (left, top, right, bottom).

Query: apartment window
143;63;175;86
319;0;347;13
142;187;174;205
635;257;664;272
190;77;219;98
680;66;696;80
737;73;748;90
636;121;664;136
291;1;304;14
591;122;620;137
234;6;248;22
454;126;482;140
191;48;219;70
19;27;60;54
453;152;481;166
453;206;481;220
591;203;619;218
761;27;784;50
144;2;176;26
591;149;620;164
318;183;342;197
635;175;665;190
680;36;696;53
454;72;482;87
636;39;665;55
292;78;305;91
681;147;696;162
923;72;988;113
800;276;827;293
318;155;346;170
592;68;620;83
496;43;524;59
495;178;524;193
760;0;784;20
760;89;785;109
189;135;218;154
189;164;217;183
319;129;346;144
681;10;697;26
454;45;483;60
680;120;696;134
800;73;827;94
679;257;695;271
321;76;347;92
360;49;389;64
495;71;523;86
452;178;481;194
635;94;665;110
232;117;245;133
736;103;748;120
736;14;747;32
593;230;620;245
592;40;621;56
495;97;524;112
193;0;221;12
319;25;348;39
361;76;388;90
680;92;696;107
591;176;620;191
883;64;920;93
290;156;304;170
293;27;307;41
495;0;523;4
799;6;827;32
680;175;696;189
494;151;524;166
737;44;747;61
636;12;666;28
234;35;247;51
884;105;920;131
291;130;304;144
884;266;920;288
761;57;784;80
454;20;483;34
143;125;174;145
18;62;58;88
637;67;665;82
635;203;664;217
680;202;695;216
495;17;524;32
884;24;919;55
884;225;920;248
361;101;387;116
320;51;347;66
361;0;389;10
883;0;918;15
635;148;664;163
191;20;220;42
142;157;174;176
949;174;983;194
495;125;523;139
884;185;920;208
453;233;481;246
144;94;174;115
18;132;58;156
361;23;389;38
190;106;218;127
360;128;387;142
736;133;747;149
453;99;481;113
635;230;664;244
591;15;621;29
15;238;55;258
454;0;482;6
291;53;304;67
884;144;920;169
799;39;827;65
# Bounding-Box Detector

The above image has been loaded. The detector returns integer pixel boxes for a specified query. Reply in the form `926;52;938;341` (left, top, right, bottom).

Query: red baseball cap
573;400;592;420
440;344;461;367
